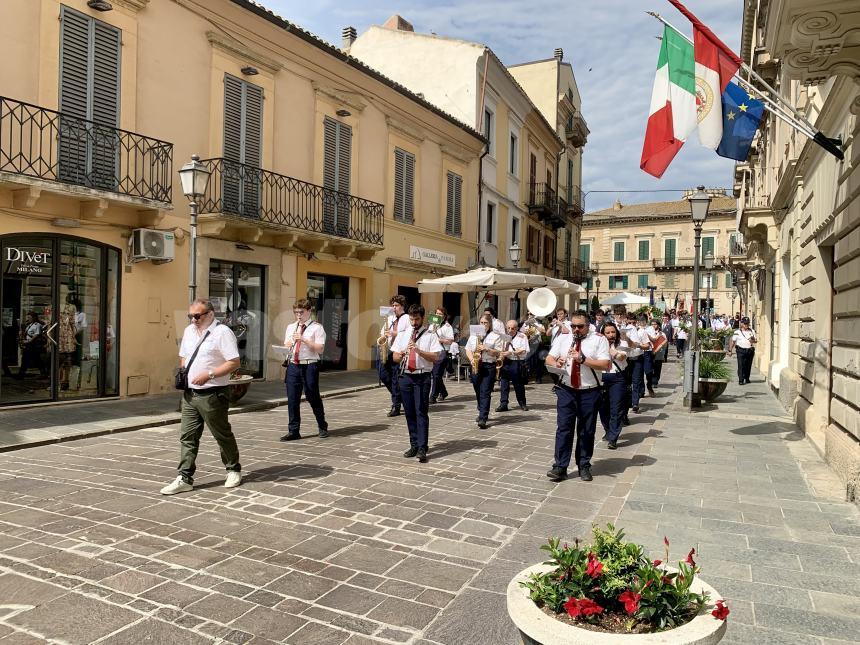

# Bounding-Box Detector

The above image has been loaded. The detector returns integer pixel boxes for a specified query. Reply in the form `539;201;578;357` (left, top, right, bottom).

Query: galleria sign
6;247;51;274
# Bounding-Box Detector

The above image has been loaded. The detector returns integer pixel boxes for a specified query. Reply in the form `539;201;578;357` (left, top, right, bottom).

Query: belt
291;359;319;364
189;385;229;394
559;383;600;391
403;369;429;375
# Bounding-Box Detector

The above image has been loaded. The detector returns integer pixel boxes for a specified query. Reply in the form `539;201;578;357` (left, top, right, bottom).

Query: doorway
397;285;420;308
307;273;349;371
0;235;120;405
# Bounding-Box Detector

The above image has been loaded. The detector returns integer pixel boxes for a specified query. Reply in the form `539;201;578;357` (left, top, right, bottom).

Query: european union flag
716;82;764;161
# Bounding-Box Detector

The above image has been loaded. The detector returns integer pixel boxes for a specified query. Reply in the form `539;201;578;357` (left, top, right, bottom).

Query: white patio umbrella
417;266;583;294
600;291;651;306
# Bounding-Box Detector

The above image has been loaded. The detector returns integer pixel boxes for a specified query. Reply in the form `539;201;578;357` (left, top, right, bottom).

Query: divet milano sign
409;245;455;267
5;247;52;274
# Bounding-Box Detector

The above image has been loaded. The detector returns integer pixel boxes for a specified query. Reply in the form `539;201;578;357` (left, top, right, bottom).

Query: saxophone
376;317;390;362
470;341;482;374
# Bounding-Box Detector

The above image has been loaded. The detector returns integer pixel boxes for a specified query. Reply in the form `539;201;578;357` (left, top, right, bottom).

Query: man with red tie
281;298;328;441
545;311;611;482
392;304;443;463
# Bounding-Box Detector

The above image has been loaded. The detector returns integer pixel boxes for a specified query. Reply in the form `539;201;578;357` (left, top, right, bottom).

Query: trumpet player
429;307;454;404
549;307;572;342
545;311;610;483
281;298;328;441
496;320;529;412
378;295;410;417
392;305;443;463
465;314;504;429
599;322;629;450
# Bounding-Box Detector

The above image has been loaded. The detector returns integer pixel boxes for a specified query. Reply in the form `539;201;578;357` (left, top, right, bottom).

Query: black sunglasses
187;312;210;321
571;323;587;329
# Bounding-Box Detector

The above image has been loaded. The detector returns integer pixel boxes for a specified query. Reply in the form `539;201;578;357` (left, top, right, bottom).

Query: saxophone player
465;314;504;429
378;295;410;417
391;305;443;463
496;320;529;412
429;307;454;404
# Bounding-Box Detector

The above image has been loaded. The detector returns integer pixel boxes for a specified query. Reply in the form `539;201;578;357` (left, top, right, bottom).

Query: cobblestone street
1;365;859;644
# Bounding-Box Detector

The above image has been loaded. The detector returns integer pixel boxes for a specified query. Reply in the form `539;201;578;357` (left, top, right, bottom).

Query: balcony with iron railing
729;237;747;257
526;181;556;217
653;256;695;270
0;96;173;210
565;113;589;148
565;185;584;217
197;158;384;257
565;258;593;283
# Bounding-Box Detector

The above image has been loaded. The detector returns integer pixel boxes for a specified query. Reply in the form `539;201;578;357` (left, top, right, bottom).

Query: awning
417;267;584;294
600;291;651;306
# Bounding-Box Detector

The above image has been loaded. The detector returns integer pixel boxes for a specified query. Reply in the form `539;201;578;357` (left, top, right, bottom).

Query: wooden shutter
529;153;537;202
638;240;649;261
90;20;121;190
579;244;590;265
702;237;715;259
58;7;90;185
664;238;676;265
222;74;244;214
394;148;414;223
622;276;629;290
323;117;352;236
445;171;462;236
223;75;263;217
242;82;263;217
393;149;404;221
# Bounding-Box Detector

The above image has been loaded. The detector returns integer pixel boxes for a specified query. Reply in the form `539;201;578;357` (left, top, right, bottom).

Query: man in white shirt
281;298;328;441
483;306;506;335
624;314;652;412
545;311;611;482
429;306;455;404
549;307;572;342
379;295;410;417
712;315;727;331
521;312;545;384
392;305;443;463
497;320;530;412
161;299;242;495
728;316;757;385
465;314;505;428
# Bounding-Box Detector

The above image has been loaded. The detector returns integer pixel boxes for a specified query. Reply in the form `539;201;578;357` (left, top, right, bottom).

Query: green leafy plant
520;525;722;633
699;356;730;380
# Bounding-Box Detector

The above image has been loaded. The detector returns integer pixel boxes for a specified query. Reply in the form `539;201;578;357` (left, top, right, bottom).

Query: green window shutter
638;274;649;289
613;241;624;262
638;239;649;260
726;272;733;288
622;276;629;290
702;236;715;259
579;244;590;265
664;238;677;265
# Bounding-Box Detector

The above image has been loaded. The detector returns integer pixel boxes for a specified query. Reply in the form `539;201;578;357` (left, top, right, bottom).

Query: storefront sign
5;247;51;274
409;245;455;267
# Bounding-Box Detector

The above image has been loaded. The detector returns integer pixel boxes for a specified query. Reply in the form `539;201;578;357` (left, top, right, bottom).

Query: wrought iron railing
566;258;591;282
0;96;172;202
198;158;384;246
566;185;584;215
729;238;747;256
527;182;557;213
653;256;695;269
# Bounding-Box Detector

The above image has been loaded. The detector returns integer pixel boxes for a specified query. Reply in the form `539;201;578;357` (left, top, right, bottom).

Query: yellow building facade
0;0;483;406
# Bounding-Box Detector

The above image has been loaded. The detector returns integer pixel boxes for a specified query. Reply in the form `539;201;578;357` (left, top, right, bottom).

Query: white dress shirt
465;331;505;362
435;322;455;354
621;324;644;358
179;320;239;389
505;332;530;360
284;320;326;361
732;328;756;349
607;340;631;373
386;312;411;347
489;317;505;335
549;331;610;389
392;326;443;372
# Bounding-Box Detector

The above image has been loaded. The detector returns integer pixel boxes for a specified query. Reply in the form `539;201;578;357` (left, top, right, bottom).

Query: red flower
711;600;730;620
585;552;604;578
686;548;697;567
663;536;670;548
661;575;673;585
653;559;662;566
645;579;653;588
618;590;641;615
565;597;605;618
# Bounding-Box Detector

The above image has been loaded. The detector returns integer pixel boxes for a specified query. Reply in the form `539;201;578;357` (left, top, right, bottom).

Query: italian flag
695;26;741;149
640;25;697;178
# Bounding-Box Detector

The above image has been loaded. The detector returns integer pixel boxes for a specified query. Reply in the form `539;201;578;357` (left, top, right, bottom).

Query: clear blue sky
262;0;743;211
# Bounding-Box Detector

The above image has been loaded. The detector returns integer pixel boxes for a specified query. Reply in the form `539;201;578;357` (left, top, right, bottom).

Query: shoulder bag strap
185;330;211;371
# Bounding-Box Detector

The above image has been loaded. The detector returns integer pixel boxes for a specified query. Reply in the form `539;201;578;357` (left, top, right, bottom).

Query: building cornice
583;209;737;228
207;30;282;74
386;116;424;142
113;0;149;11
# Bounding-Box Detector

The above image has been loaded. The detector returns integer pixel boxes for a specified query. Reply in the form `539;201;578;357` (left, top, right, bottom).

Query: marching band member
625;314;651;413
549;307;572;342
378;295;410;417
465;314;504;429
281;298;328;441
392;305;442;463
429;307;454;404
599;322;629;450
496;320;529;412
483;306;506;335
545;311;610;482
521;311;546;384
594;310;609;334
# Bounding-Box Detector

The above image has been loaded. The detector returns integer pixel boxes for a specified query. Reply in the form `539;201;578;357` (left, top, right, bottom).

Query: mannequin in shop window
58;294;78;390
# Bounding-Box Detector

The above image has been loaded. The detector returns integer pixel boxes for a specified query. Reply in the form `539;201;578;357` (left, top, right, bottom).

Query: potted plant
507;525;729;644
698;356;729;402
227;370;254;404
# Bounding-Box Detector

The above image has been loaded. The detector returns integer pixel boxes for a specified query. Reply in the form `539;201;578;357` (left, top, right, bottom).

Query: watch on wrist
208;370;216;380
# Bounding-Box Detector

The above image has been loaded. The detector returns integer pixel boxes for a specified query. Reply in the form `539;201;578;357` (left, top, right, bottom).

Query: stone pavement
0;360;858;644
0;370;381;451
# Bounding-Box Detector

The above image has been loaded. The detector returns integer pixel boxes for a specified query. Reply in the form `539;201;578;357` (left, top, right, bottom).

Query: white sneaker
160;475;193;495
224;471;242;488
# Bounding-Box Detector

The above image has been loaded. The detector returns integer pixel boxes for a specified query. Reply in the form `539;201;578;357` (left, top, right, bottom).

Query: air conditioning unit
131;228;175;262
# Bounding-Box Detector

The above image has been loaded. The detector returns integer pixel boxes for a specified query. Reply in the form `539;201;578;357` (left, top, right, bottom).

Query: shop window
208;260;265;378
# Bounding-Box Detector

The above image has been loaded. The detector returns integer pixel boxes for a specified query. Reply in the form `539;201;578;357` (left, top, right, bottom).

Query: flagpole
648;8;844;161
646;11;821;144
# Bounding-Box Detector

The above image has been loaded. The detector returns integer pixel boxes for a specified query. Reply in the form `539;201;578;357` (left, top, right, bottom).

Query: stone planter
701;350;725;363
698;378;728;403
227;375;254;404
507;564;727;645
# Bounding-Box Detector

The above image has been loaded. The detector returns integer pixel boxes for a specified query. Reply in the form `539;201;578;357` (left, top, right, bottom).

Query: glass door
307;273;349;371
208;260;265;378
1;237;57;405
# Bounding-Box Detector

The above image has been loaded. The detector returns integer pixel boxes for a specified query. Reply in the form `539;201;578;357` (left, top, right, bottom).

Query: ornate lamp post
595;276;601;311
703;250;715;327
179;155;211;302
509;242;522;269
687;186;711;410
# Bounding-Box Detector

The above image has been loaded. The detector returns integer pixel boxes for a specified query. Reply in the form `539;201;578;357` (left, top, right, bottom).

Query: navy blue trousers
399;372;430;450
629;357;645;407
285;362;327;435
430;355;448;400
553;385;601;470
378;353;402;408
470;362;496;421
499;360;527;407
599;372;627;442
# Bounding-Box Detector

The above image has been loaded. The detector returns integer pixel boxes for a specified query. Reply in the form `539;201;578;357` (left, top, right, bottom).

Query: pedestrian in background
728;316;757;385
162;299;242;495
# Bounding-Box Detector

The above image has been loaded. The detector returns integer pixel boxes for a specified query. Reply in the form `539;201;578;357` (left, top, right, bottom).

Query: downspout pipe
475;48;490;268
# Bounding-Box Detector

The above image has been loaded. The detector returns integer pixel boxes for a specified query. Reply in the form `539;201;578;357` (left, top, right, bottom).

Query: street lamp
703;250;715;327
687;186;711;410
179;154;211;301
509;242;521;269
595;276;601;310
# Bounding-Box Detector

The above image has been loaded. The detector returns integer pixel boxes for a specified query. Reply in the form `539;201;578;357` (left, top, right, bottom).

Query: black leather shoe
622;416;631;426
477;419;488;429
387;407;401;417
403;447;418;458
579;467;593;481
417;450;428;463
546;467;567;482
475;415;481;422
438;395;447;402
601;433;609;442
495;404;509;412
318;429;329;438
280;433;301;441
519;404;529;411
632;406;640;413
429;398;438;404
607;440;618;450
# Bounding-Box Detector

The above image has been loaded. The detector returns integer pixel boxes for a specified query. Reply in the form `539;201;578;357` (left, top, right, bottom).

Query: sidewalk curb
0;382;382;453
